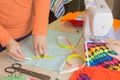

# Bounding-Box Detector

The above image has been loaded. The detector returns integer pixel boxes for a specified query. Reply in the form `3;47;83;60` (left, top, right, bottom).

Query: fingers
38;44;44;56
6;39;25;61
6;47;25;61
34;42;47;57
17;47;26;59
34;43;40;57
42;43;48;56
33;35;48;57
7;49;25;61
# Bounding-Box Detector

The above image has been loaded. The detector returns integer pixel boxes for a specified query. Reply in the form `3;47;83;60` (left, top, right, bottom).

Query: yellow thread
66;53;85;67
31;56;54;60
66;54;85;62
85;58;91;61
90;47;96;52
95;46;100;50
114;66;120;69
30;53;70;60
57;42;75;49
57;36;75;49
118;64;120;67
100;46;106;49
108;67;113;70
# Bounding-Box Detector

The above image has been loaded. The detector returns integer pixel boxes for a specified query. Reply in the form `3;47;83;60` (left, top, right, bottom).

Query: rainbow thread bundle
85;42;120;71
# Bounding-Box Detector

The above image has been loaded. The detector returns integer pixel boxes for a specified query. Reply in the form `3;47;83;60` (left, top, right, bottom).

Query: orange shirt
0;0;50;47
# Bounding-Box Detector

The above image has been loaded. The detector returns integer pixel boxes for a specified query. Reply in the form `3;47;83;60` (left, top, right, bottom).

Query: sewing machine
83;0;113;42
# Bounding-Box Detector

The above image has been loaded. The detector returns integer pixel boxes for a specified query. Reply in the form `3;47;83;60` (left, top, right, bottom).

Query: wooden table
0;19;84;80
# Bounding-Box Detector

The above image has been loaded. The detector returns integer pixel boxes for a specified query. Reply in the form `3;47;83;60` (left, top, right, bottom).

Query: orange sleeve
32;0;50;36
0;25;12;47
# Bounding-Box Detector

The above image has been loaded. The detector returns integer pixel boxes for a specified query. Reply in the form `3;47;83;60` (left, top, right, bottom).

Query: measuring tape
57;36;75;49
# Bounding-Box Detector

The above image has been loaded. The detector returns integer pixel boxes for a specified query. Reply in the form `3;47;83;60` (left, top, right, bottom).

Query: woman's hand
6;39;25;61
32;35;48;57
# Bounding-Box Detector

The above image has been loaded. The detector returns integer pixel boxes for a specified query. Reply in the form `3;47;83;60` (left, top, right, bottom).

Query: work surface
0;19;84;80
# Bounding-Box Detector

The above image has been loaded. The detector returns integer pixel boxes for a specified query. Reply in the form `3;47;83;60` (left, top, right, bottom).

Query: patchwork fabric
85;42;120;71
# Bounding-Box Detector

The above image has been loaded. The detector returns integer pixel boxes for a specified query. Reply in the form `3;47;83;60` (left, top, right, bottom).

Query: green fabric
2;74;24;80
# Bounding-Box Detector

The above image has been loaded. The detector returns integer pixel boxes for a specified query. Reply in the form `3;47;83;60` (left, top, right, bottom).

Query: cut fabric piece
70;66;120;80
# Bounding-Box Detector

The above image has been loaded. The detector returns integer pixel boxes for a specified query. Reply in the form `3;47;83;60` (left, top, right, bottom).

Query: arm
32;0;50;56
0;25;12;47
0;25;25;60
32;0;50;36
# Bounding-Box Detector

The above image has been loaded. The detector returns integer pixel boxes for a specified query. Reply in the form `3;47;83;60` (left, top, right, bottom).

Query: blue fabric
10;30;82;72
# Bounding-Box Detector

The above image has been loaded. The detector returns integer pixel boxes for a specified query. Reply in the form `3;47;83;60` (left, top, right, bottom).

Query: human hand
32;35;48;57
6;39;25;61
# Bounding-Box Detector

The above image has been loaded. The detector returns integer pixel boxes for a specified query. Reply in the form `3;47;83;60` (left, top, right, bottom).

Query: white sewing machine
83;0;113;42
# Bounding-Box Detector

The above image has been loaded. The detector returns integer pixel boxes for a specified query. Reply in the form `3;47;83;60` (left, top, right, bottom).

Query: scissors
4;63;51;80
